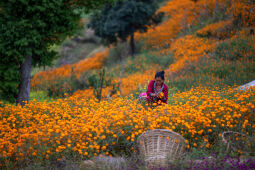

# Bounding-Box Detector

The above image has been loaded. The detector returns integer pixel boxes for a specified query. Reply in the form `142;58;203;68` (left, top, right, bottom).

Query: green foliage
47;73;86;98
166;56;255;92
107;51;174;79
69;0;119;12
0;64;20;102
92;69;105;101
144;52;174;69
0;0;79;102
204;59;255;86
46;68;117;99
105;44;127;66
106;41;144;67
30;91;52;102
87;70;113;88
0;0;116;103
87;68;118;99
167;73;220;93
122;52;174;74
185;148;209;160
215;37;254;61
88;0;164;44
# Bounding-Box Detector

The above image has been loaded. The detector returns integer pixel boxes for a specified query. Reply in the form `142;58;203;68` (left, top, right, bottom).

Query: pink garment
146;80;168;103
138;92;147;102
139;92;147;98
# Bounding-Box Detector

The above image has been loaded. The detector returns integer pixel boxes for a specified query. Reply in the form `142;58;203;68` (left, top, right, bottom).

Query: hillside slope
31;0;255;99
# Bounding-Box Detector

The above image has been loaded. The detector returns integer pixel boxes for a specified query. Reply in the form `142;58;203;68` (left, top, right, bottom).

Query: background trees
88;0;164;58
0;0;116;105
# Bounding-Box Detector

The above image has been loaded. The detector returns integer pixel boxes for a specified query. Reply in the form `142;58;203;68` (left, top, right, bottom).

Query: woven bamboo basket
137;129;186;167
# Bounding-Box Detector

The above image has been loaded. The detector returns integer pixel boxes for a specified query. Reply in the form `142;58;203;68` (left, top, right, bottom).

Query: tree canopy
0;0;116;104
88;0;163;57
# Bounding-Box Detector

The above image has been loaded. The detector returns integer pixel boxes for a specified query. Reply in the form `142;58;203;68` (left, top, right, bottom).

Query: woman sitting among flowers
146;71;168;104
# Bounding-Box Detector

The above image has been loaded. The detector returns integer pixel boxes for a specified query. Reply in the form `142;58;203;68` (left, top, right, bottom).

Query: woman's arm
163;85;168;103
146;80;155;97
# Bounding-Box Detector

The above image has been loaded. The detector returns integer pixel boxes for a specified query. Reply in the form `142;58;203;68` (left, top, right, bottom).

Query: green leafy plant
0;0;117;105
215;37;254;61
88;0;164;58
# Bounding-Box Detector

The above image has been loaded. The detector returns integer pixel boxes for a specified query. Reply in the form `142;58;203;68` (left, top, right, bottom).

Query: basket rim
137;129;186;144
221;131;246;144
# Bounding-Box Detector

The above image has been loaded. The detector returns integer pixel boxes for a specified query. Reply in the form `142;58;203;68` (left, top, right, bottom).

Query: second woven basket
137;129;186;167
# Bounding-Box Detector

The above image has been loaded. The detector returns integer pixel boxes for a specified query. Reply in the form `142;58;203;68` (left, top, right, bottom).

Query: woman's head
155;71;165;86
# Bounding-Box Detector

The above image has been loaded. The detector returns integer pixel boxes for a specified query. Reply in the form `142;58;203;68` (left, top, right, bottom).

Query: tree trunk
130;33;135;58
16;55;32;106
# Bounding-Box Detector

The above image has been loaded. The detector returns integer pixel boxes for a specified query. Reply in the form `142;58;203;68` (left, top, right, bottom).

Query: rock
80;156;127;170
80;160;96;169
238;80;255;91
94;156;126;169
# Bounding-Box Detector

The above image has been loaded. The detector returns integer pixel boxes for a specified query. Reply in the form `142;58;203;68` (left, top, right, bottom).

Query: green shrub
47;73;87;98
45;67;118;99
117;51;174;75
86;69;113;87
144;51;174;69
86;68;118;100
106;41;144;67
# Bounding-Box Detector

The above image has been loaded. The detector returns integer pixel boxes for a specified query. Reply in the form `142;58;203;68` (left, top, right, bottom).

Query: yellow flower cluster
114;69;155;96
0;86;254;165
135;0;254;48
167;35;216;73
69;68;156;99
135;0;198;48
196;20;234;39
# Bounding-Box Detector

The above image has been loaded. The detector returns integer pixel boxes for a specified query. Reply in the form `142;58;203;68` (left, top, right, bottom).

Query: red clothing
146;80;168;103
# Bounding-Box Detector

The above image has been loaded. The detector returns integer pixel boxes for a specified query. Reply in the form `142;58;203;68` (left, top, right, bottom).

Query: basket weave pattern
137;129;186;166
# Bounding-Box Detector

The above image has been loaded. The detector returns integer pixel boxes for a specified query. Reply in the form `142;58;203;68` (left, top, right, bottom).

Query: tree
0;0;116;105
88;0;163;58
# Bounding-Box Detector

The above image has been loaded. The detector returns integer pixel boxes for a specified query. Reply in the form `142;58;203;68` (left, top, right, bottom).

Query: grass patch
30;91;52;102
166;57;255;92
107;50;174;79
215;36;254;61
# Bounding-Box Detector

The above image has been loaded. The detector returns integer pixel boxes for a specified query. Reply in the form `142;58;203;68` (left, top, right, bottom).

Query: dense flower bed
0;86;254;167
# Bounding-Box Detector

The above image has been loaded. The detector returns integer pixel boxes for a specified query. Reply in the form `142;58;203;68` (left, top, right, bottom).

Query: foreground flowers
0;86;254;167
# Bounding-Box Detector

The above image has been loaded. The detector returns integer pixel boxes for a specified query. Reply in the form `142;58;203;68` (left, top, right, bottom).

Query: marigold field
1;86;255;167
1;0;255;168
